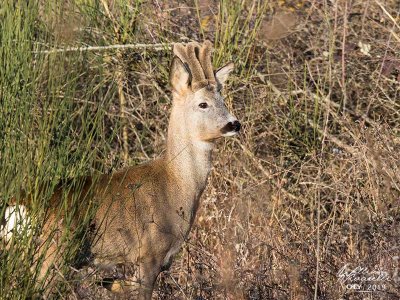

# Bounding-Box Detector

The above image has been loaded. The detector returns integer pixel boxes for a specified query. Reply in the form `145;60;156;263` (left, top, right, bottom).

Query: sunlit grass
0;1;114;297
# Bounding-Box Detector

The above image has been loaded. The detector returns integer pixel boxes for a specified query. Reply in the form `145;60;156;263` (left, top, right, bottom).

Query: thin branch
376;0;400;32
36;43;174;54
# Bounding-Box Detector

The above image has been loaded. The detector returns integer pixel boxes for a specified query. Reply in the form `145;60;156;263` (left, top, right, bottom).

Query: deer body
1;41;240;299
91;143;210;275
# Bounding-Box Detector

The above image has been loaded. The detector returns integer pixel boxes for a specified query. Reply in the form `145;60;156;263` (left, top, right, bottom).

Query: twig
36;43;173;54
375;1;400;43
116;69;129;164
341;0;348;114
376;1;400;32
167;272;189;299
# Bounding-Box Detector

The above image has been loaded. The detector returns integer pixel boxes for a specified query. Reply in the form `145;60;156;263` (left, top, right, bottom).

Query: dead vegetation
151;1;400;299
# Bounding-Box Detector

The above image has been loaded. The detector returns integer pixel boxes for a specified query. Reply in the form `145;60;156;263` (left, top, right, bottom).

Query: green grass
0;1;115;297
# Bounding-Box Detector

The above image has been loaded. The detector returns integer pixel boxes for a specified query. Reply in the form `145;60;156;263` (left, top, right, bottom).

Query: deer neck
165;102;213;203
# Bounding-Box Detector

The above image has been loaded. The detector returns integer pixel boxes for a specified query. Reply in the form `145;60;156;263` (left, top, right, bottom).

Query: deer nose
232;120;241;132
222;120;241;133
221;120;241;135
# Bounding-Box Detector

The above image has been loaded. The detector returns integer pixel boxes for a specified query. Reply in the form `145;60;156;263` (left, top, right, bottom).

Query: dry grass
151;1;400;299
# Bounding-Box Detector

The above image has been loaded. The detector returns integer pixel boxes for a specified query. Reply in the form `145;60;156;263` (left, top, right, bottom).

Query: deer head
169;41;241;149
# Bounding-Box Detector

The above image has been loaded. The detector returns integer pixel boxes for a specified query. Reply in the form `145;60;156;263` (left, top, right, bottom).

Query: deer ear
215;62;234;86
170;56;191;95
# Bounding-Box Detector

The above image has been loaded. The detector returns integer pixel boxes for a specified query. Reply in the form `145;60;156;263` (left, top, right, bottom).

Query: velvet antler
199;40;216;86
173;41;216;91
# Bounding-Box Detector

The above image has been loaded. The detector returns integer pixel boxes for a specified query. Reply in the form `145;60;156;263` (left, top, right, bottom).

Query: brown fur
199;40;216;85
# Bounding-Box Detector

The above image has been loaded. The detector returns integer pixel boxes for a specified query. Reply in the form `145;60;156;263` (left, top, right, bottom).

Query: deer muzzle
221;120;241;136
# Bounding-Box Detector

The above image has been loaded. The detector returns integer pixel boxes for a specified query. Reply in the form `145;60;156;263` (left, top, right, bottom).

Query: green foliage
0;1;114;298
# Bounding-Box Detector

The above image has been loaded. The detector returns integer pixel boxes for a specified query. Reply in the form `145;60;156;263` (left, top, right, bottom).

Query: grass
1;0;400;299
0;1;114;297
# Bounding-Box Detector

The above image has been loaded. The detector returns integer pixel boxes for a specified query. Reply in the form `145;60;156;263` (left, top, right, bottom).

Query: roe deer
1;40;241;299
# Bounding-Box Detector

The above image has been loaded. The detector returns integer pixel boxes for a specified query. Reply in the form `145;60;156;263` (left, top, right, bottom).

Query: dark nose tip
221;120;242;134
232;120;241;132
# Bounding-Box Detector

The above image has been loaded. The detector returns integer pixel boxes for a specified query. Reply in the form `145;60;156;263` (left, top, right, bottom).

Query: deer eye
199;102;208;109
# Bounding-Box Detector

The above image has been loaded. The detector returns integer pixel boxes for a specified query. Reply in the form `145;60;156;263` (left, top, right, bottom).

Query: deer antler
199;40;216;86
173;41;216;91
